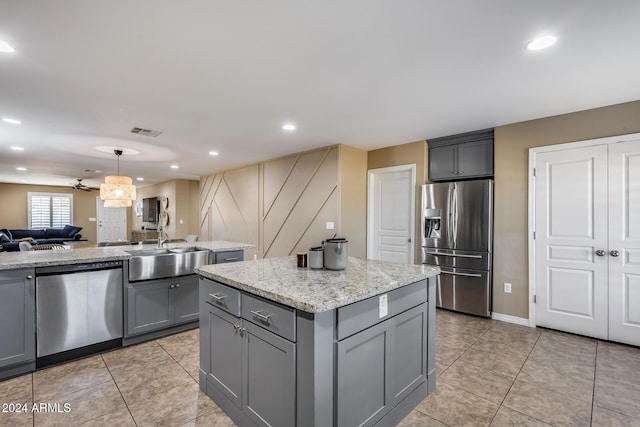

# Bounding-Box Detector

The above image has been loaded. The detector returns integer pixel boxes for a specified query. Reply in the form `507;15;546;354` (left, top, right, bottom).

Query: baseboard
491;312;530;327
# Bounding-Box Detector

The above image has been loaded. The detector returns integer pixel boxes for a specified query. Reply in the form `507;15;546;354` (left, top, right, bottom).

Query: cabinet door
0;269;35;368
337;320;391;427
208;306;243;408
457;139;493;178
173;276;199;324
126;279;174;335
243;321;295;427
390;304;427;405
429;145;458;181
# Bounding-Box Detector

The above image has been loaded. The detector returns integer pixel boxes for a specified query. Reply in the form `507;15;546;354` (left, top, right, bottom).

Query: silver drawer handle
425;251;483;259
250;310;272;322
223;257;239;261
440;271;482;278
209;293;226;301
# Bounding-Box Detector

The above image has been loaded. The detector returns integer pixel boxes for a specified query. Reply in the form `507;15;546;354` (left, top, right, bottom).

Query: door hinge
533;168;536;177
533;295;537;303
533;231;536;239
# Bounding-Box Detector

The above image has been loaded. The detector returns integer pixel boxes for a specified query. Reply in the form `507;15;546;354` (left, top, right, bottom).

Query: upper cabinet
427;128;494;181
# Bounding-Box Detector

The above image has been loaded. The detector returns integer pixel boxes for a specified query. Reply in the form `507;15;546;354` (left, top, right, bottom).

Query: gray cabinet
201;279;296;427
428;128;494;181
0;269;35;378
336;303;427;427
127;275;198;336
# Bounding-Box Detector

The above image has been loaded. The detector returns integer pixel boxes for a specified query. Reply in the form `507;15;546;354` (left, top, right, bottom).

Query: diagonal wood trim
263;147;333;256
286;185;337;256
221;174;248;227
263;153;301;219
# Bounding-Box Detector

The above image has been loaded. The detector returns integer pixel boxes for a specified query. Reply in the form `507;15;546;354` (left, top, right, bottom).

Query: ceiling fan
70;178;96;192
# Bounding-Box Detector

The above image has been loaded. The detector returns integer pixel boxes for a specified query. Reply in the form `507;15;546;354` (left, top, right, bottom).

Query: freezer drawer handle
440;271;483;278
425;251;483;259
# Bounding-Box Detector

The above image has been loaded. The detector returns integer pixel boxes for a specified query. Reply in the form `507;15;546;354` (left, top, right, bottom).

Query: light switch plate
326;221;335;230
504;283;512;293
89;217;96;222
379;294;388;318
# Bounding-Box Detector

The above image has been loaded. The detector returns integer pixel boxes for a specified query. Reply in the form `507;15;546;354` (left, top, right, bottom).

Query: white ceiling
1;1;640;189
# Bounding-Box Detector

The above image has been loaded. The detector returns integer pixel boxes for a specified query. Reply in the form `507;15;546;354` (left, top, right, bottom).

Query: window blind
28;193;73;229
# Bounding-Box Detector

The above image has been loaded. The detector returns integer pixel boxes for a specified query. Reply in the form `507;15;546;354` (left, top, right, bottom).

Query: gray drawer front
215;250;244;264
337;280;427;340
202;279;241;317
242;293;296;342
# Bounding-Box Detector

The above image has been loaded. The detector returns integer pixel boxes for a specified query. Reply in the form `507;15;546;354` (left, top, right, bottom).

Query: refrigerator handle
452;183;458;246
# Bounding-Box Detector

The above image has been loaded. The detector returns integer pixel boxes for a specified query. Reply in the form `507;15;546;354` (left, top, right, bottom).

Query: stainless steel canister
323;238;348;270
308;246;324;269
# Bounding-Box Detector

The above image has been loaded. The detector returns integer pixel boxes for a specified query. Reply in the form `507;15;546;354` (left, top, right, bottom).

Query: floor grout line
100;353;138;427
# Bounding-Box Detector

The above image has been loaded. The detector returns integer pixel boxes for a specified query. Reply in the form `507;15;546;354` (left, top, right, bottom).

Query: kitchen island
196;256;439;427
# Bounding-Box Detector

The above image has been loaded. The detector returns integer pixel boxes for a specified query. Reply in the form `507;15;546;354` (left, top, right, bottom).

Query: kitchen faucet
157;219;167;248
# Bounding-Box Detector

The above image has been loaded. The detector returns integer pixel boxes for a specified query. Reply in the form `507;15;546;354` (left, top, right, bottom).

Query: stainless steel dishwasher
35;261;123;365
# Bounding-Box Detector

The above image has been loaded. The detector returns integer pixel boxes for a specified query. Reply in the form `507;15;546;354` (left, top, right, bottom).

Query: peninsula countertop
0;240;255;270
196;256;439;313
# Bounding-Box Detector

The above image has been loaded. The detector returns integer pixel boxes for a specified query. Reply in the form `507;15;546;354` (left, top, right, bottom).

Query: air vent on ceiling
130;127;162;137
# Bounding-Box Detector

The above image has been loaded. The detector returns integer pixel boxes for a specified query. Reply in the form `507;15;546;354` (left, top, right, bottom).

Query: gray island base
197;256;439;427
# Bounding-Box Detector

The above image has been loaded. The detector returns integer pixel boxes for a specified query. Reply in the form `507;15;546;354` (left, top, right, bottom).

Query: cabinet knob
595;250;606;257
175;283;181;288
610;250;620;257
170;284;175;289
26;275;33;279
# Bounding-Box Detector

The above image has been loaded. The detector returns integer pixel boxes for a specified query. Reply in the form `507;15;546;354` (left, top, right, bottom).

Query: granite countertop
196;256;439;313
0;240;254;270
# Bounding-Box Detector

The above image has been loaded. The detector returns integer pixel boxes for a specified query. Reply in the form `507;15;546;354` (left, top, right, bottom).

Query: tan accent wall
493;100;640;318
131;179;200;241
200;145;367;260
0;183;99;244
200;165;260;260
367;140;428;264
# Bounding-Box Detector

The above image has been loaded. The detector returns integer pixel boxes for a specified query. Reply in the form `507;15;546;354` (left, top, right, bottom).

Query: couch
0;225;83;251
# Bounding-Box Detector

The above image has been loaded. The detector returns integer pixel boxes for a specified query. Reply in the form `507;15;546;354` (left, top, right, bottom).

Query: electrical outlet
504;282;512;293
326;221;335;230
379;294;388;318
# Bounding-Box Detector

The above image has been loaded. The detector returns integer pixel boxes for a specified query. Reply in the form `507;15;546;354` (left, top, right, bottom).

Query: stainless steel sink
127;248;210;281
168;247;199;253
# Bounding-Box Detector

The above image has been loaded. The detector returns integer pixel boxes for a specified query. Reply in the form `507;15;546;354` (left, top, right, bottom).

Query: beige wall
130;179;200;240
493;99;640;318
200;145;367;260
339;145;368;259
0;183;99;244
367;141;428;264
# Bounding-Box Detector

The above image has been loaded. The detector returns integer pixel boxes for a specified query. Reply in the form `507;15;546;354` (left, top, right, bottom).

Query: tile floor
0;310;639;426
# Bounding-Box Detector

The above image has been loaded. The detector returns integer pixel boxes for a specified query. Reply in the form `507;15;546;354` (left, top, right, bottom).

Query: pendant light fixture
100;149;136;208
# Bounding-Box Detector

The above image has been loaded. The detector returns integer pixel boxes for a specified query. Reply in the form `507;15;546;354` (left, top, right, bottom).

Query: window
28;192;73;229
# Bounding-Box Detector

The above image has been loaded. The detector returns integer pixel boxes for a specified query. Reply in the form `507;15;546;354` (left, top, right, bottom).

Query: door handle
610;250;620;257
595;250;606;257
250;310;273;323
440;271;483;278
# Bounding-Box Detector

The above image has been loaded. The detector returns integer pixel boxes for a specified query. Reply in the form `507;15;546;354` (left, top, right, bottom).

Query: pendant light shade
100;149;136;207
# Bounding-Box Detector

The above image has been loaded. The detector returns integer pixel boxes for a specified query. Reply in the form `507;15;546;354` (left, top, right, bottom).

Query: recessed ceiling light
136;177;144;181
208;151;219;156
10;146;24;151
170;164;179;169
16;167;27;171
2;117;22;125
282;123;296;131
527;35;557;51
0;41;14;53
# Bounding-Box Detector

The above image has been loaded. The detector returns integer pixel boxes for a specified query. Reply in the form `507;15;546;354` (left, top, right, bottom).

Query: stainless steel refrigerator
421;180;493;317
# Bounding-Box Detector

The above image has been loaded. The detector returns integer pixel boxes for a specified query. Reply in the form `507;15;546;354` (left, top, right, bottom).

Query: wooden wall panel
263;148;338;257
200;146;341;259
200;165;259;258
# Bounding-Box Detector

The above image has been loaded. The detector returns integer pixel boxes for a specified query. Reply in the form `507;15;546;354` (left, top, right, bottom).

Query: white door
96;197;127;242
608;140;640;345
367;165;415;264
534;145;609;339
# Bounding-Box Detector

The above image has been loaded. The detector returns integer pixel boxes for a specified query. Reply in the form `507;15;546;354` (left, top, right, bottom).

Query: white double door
533;136;640;346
